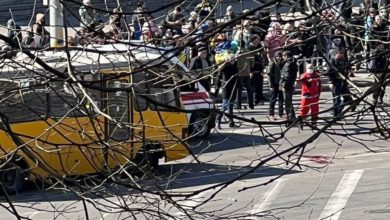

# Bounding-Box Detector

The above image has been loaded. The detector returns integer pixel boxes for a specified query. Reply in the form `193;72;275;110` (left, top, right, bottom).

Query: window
132;66;180;111
145;66;180;111
0;80;48;123
133;71;148;111
106;80;130;141
48;82;85;118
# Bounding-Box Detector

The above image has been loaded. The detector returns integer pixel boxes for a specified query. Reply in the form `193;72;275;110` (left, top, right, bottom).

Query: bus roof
0;43;188;78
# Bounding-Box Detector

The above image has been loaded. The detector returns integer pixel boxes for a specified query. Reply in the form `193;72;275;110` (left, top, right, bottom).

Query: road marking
318;169;364;220
216;126;281;134
100;200;121;220
341;151;390;160
174;189;209;218
250;179;288;215
23;211;40;219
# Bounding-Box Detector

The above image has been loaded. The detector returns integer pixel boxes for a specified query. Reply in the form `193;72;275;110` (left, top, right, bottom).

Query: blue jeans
217;99;234;125
332;79;352;116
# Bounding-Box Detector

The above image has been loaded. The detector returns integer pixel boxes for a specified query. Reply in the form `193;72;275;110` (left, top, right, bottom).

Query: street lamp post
49;0;64;48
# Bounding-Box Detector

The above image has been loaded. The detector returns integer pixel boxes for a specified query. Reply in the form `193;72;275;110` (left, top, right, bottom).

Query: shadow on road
158;162;301;190
189;132;275;154
1;162;300;203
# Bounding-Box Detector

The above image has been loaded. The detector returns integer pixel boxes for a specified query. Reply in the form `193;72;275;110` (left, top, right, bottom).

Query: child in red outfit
298;64;321;127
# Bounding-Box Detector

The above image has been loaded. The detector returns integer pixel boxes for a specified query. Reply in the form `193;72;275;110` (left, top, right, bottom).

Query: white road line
250;179;288;215
100;200;121;220
342;151;390;159
318;169;364;220
22;211;40;219
173;189;210;218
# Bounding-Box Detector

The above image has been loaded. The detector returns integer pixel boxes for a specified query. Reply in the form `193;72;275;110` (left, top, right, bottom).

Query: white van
168;54;216;138
134;45;216;138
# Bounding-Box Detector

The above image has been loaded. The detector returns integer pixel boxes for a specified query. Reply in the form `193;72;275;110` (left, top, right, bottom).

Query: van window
146;66;180;111
49;82;85;118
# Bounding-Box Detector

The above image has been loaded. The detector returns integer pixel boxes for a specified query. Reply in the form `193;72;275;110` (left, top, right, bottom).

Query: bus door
104;76;132;168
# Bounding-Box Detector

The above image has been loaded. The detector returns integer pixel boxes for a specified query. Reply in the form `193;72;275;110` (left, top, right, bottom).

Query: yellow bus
0;45;190;193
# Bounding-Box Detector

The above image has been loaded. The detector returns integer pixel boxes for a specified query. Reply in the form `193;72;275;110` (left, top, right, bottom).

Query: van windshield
133;65;180;111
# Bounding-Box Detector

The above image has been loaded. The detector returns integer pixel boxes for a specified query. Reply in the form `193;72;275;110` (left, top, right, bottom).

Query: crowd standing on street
2;0;390;129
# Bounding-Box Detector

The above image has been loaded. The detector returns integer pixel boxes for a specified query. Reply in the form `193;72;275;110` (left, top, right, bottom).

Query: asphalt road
1;72;390;220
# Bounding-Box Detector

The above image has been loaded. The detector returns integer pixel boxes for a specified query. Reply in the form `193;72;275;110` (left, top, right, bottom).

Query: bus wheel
189;113;211;139
135;152;159;176
0;163;26;194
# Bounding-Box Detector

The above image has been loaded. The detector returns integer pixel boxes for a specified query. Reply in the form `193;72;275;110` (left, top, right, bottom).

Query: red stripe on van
181;92;210;101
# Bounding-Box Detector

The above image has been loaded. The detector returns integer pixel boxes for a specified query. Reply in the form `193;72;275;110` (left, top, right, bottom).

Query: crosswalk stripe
250;179;288;215
318;169;364;220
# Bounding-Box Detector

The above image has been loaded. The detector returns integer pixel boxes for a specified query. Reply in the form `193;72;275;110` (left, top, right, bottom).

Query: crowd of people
2;0;390;128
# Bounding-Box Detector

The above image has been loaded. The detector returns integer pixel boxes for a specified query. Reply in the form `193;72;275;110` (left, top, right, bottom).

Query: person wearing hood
4;19;22;50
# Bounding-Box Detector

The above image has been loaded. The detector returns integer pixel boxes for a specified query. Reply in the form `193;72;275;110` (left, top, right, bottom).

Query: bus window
0;80;48;123
107;80;130;141
81;74;102;114
132;71;147;111
49;82;84;118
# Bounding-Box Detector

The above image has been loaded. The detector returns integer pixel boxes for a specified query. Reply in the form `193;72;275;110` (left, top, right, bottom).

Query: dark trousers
251;72;266;102
269;86;284;116
332;79;353;116
200;78;211;92
236;76;254;108
373;73;387;103
283;85;296;119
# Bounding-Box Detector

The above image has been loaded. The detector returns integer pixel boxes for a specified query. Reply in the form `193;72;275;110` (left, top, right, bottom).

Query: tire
0;162;26;194
189;112;211;139
134;150;159;176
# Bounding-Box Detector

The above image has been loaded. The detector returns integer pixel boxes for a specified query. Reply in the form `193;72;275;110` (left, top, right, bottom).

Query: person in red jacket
298;64;321;127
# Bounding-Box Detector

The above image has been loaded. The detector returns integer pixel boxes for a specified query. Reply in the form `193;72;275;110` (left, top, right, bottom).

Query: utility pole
49;0;64;47
239;0;243;49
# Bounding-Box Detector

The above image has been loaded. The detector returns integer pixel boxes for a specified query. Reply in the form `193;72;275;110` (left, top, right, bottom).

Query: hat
306;64;314;69
173;34;181;39
36;13;45;23
250;35;259;42
7;19;14;28
189;11;198;21
83;0;91;6
198;47;207;53
227;5;233;11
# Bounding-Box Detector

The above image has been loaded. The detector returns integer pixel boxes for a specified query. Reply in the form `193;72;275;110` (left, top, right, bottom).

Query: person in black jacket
369;15;389;104
280;50;298;122
4;19;22;50
326;49;353;116
268;51;285;121
216;57;239;128
248;35;267;104
189;47;213;92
